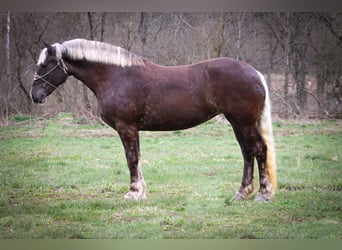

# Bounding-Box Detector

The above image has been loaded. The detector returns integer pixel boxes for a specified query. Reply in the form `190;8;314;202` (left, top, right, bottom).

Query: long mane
37;38;145;67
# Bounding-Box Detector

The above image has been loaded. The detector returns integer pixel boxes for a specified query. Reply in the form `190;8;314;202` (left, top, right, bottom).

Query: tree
312;13;342;115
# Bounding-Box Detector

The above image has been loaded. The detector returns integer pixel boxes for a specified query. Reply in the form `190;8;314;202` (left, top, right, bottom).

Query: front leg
117;123;146;201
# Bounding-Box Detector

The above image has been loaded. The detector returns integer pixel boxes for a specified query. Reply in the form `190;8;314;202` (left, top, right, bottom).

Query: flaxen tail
256;71;277;197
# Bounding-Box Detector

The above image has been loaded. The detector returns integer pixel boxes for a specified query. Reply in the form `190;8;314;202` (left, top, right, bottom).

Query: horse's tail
256;71;277;197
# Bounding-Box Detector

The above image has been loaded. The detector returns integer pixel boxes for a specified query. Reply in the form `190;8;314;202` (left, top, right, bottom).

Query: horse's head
31;43;69;104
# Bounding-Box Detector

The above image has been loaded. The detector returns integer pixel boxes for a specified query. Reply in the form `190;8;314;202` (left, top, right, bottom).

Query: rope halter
33;59;68;89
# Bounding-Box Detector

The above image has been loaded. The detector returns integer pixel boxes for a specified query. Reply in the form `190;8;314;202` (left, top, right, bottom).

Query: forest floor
0;113;341;239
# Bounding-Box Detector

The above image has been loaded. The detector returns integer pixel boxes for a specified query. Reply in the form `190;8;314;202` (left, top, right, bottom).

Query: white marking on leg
124;160;147;201
232;183;254;201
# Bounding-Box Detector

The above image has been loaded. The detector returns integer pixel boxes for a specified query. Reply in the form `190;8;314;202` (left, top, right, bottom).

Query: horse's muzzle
31;94;46;104
31;86;47;104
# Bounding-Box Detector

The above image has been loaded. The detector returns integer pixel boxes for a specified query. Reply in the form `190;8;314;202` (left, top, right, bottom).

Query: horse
31;38;276;202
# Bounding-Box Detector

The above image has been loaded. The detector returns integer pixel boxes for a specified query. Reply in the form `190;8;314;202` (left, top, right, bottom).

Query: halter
33;59;68;89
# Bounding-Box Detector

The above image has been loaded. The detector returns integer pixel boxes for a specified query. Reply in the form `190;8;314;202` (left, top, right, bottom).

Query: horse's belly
139;117;213;131
138;106;218;131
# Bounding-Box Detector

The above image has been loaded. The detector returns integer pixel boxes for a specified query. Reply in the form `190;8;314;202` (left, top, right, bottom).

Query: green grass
0;114;341;239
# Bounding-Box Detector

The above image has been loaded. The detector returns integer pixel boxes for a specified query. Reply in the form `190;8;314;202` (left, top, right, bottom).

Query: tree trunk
6;12;11;76
267;32;278;90
100;12;107;41
138;12;148;56
213;12;224;58
82;12;94;112
236;13;242;60
2;12;11;118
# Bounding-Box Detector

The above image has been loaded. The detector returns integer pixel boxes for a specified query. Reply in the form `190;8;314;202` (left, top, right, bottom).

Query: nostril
31;94;40;103
32;95;46;104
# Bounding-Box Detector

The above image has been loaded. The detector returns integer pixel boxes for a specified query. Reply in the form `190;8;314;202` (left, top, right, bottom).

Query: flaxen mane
37;39;145;67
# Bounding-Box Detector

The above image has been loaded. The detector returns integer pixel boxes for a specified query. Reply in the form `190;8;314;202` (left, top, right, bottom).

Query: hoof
124;190;146;201
232;184;254;201
232;192;247;201
124;180;147;201
254;192;271;202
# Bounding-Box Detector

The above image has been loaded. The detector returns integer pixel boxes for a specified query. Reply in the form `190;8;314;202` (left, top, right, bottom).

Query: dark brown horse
31;39;276;202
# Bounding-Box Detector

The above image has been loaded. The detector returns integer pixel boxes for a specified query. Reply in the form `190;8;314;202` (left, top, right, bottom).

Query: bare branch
304;88;329;116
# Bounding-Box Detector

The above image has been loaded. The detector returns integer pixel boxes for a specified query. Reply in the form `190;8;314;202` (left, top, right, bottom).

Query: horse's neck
67;60;114;95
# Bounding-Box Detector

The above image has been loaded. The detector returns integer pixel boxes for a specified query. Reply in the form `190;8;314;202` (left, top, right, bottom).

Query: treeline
0;12;341;120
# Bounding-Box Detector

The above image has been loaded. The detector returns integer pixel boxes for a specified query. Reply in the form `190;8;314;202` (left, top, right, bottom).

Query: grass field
0;113;341;239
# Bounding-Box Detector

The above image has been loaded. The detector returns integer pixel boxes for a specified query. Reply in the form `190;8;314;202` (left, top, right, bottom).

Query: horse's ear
43;41;53;54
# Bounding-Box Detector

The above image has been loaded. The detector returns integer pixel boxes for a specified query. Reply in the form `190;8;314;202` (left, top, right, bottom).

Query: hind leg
231;125;256;201
231;123;271;201
254;143;272;202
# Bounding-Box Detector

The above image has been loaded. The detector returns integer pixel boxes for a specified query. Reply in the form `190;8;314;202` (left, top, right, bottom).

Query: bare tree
258;13;292;98
313;13;342;115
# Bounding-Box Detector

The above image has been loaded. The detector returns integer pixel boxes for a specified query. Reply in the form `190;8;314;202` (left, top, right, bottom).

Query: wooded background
0;12;341;121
